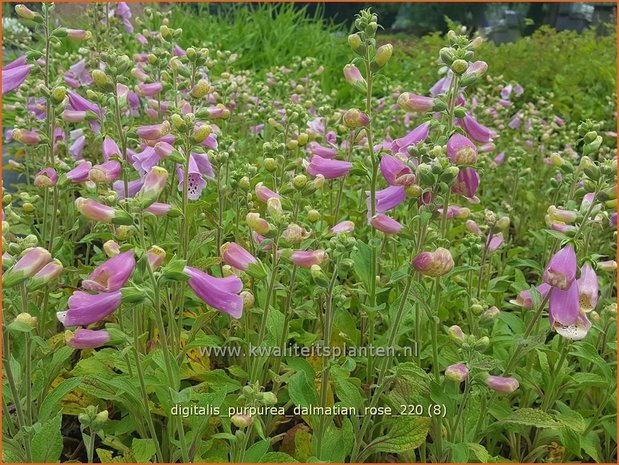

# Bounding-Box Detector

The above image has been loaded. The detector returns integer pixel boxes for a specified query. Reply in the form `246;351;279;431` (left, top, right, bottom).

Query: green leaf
288;370;318;408
499;408;561;429
319;418;353;462
32;414;63;463
260;452;298;463
331;367;363;410
244;439;270;462
39;376;83;422
467;443;490;462
132;438;157;463
351;240;372;290
365;417;431;455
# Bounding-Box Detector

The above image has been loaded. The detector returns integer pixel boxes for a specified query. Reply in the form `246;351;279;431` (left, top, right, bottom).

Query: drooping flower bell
66;329;110;349
184;267;244;319
255;182;281;203
509;283;551;309
370;213;402;234
331;221;355;235
485;375;519;393
88;161;121;183
307;156;352;179
57;290;122;327
221;242;266;279
451;167;480;203
447;133;478;165
66;161;92;183
391;122;430;155
34;168;58;188
28;259;63;291
458;114;494;143
75;198;132;225
137;166;168;207
549;279;580;327
543;244;577;290
290;250;327;268
577;263;598;313
397;92;435;112
137;121;171;140
367;185;407;215
82;250;136;292
2;57;31;95
380;154;413;186
3;247;52;288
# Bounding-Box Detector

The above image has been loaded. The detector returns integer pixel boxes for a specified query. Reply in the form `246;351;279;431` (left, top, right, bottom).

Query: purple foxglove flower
553;313;592;341
61;110;89;123
380;154;413;186
88;160;121;183
391;122;430;155
291;250;327;268
332;220;355;235
4;55;27;70
145;202;172;216
3;247;52;288
75;198;131;224
113;178;144;199
549;280;580;326
82;250;136;292
69;135;86;160
412;247;454;277
343;64;366;89
282;224;310;244
57;290;122;327
368;185;407;214
465;219;482;235
66;29;90;40
458;114;494;143
176;157;207;201
34;168;58;188
191;152;215;179
447;133;477;165
547;206;577;224
2;60;31;94
514;84;524;96
370;214;402;234
397;92;434;112
116;2;133;32
611;212;617;227
429;73;452;97
486;233;504;252
509;283;551;309
67;161;92;183
577;263;598;313
438;205;470;220
154;141;174;159
137;121;171;140
543;244;577;290
308;142;338;159
500;84;513;100
68;90;100;115
147;246;166;271
221;242;257;271
445;363;469;382
132;147;160;176
137;166;168;207
28;259;63;291
184;267;244;319
451;167;480;203
307;155;352;179
12;129;41;145
137;82;163;97
173;45;186;56
493;152;505;166
485;375;519;393
66;328;110;349
103;136;122;161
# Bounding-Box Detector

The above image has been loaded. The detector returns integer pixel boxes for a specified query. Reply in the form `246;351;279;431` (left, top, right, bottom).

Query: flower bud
348;33;362;51
445;363;468;382
343;108;369;128
374;44;393;68
451;59;468;74
231;414;253;428
247;212;270;235
14;312;37;328
412;247;454;277
103;240;121;257
485;375;519;393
